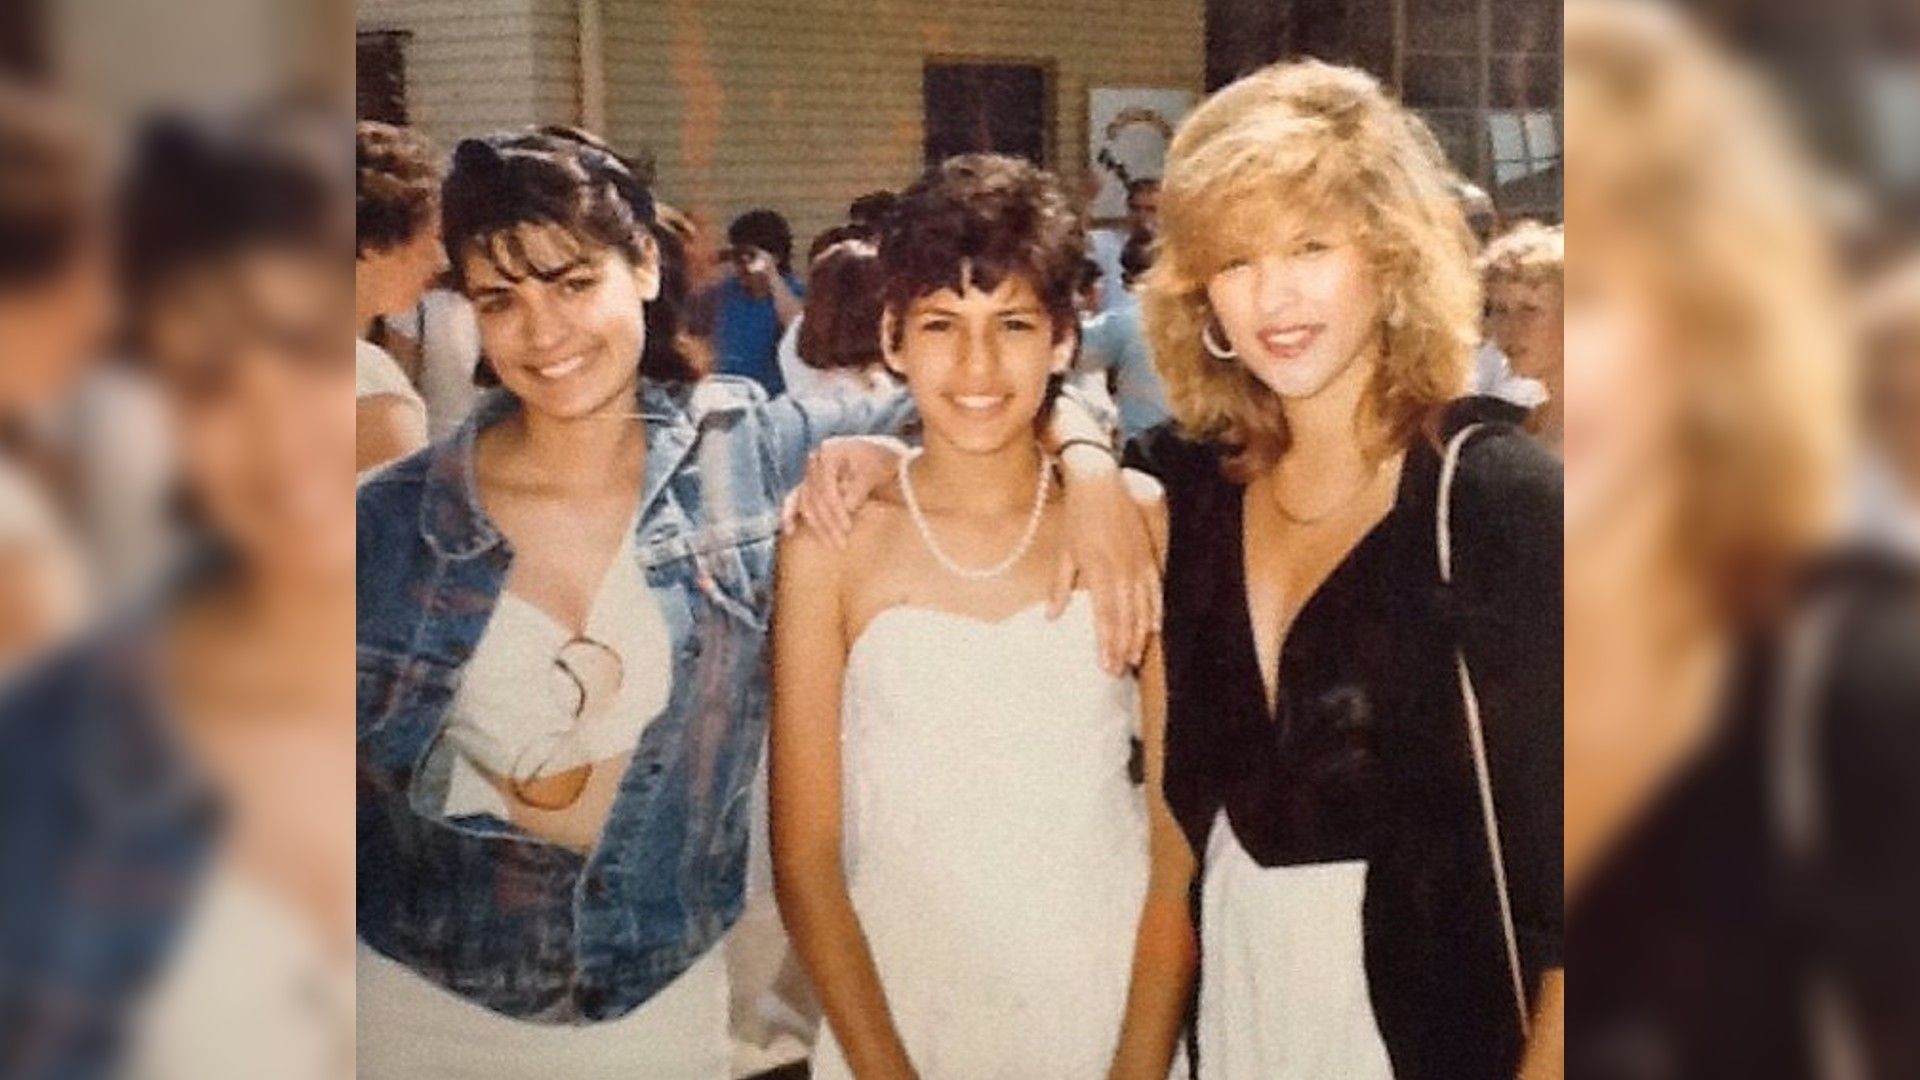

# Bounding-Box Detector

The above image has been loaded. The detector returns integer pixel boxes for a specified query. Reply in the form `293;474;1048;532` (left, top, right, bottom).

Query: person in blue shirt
707;208;804;394
1076;230;1172;439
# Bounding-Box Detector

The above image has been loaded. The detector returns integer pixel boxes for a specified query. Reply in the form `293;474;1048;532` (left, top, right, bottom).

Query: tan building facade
359;0;1204;251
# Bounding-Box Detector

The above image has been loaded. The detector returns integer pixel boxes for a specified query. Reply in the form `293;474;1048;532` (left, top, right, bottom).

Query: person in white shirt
1479;222;1564;449
0;83;111;671
377;288;483;442
355;122;443;473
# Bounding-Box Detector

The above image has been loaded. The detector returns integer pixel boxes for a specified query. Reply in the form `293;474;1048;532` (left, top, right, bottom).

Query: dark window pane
1490;55;1560;108
1402;53;1480;107
1491;0;1560;53
356;31;410;126
1494;160;1562;219
1416;107;1480;177
1405;0;1479;53
924;63;1049;167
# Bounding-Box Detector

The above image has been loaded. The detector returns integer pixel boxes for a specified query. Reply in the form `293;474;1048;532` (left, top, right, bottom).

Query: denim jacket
356;375;914;1022
0;573;222;1080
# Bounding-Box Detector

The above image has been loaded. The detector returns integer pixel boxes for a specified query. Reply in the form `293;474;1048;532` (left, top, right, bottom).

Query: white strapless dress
810;595;1150;1080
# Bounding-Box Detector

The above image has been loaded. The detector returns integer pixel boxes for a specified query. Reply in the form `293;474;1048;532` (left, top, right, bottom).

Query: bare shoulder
843;482;913;579
775;513;847;589
777;483;911;593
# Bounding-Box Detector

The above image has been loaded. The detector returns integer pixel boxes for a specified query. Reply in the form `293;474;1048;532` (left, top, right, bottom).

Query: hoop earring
1201;318;1237;361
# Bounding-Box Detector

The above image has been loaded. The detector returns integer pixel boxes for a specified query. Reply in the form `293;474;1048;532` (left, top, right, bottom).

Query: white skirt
1197;810;1394;1080
357;941;729;1080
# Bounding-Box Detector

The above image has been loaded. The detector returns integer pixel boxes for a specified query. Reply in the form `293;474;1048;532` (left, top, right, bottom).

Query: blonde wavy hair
1567;0;1852;620
1141;60;1480;480
1480;221;1564;290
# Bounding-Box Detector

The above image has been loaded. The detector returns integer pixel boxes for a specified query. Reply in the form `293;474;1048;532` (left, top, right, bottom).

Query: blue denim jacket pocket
683;515;779;631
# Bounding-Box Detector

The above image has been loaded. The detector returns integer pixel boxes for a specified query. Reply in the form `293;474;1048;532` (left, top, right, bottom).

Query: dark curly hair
440;127;698;383
878;154;1085;349
355;121;439;257
727;208;794;274
118;102;346;314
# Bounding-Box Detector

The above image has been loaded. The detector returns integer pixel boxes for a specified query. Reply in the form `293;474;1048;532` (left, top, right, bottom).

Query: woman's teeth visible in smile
536;353;588;380
950;393;1011;414
1258;325;1320;355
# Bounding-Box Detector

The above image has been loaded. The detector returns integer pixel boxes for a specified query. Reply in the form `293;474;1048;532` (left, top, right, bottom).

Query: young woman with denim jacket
354;128;1158;1077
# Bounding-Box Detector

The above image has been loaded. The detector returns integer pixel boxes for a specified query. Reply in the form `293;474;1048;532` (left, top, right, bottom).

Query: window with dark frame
923;61;1051;167
357;29;412;126
1203;0;1562;221
1395;0;1562;220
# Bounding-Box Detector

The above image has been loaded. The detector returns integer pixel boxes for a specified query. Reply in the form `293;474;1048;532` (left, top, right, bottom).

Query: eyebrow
911;303;1046;317
469;255;597;299
531;257;594;283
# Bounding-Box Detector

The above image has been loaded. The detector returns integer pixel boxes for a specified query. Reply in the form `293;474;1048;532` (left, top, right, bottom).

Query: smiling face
883;268;1074;457
1487;277;1565;386
462;223;660;422
1203;208;1383;403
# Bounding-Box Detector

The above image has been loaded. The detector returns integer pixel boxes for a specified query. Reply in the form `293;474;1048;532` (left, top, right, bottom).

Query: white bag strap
1437;422;1532;1038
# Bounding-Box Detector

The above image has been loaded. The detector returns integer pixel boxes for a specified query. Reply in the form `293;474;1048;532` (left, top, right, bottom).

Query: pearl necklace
898;449;1052;581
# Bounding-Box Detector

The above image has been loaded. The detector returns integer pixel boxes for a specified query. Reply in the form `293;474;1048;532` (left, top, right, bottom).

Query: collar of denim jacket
417;380;692;561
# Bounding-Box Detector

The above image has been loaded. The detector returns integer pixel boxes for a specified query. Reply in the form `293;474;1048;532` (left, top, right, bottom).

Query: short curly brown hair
356;121;439;257
878;154;1085;347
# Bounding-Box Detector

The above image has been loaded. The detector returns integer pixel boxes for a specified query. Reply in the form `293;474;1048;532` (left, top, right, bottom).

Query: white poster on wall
1088;87;1196;223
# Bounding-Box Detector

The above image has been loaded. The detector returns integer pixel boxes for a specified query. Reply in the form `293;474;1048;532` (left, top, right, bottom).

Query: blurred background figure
378;282;486;443
1480;221;1565;451
0;79;112;674
1075;256;1107;317
1457;179;1551;412
707;207;804;395
1075;228;1169;441
787;238;895;404
355;119;442;474
1088;177;1158;315
1565;3;1920;1078
1456;179;1500;248
773;217;882;400
2;100;356;1080
845;190;898;234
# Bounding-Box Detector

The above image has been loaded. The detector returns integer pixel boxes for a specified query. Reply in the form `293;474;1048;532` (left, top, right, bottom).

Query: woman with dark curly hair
771;153;1166;1079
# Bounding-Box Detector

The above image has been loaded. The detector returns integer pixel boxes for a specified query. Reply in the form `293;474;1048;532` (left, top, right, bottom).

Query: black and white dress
1128;398;1563;1080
